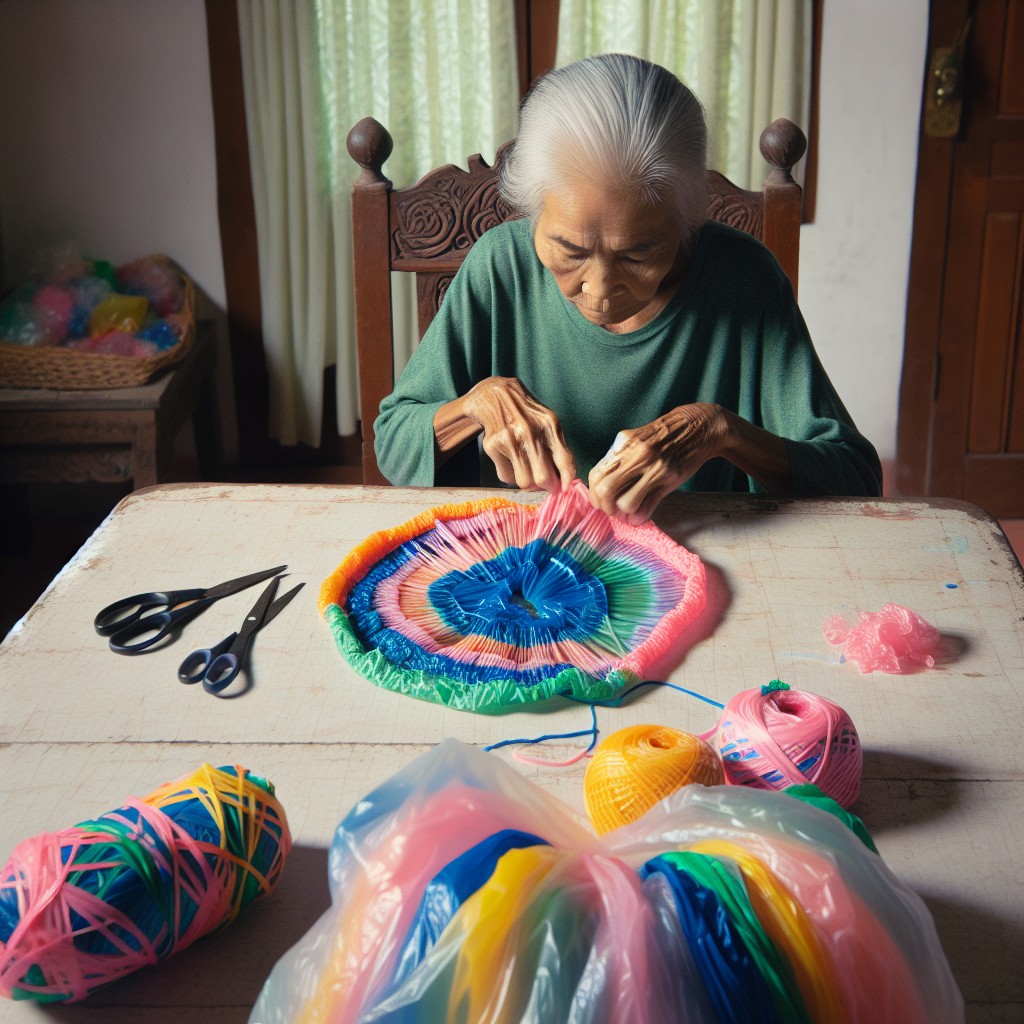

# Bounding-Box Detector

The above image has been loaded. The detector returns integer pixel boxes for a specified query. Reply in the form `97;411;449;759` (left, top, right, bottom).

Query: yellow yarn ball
584;724;725;835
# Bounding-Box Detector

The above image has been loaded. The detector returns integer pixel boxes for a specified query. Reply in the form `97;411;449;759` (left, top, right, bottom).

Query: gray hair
500;53;709;236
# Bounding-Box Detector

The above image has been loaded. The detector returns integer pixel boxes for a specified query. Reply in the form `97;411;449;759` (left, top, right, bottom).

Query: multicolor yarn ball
250;739;962;1024
319;481;707;712
705;681;863;809
584;725;724;834
0;764;291;1003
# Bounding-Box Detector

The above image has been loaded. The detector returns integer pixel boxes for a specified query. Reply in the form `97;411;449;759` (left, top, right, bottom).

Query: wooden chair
347;116;807;485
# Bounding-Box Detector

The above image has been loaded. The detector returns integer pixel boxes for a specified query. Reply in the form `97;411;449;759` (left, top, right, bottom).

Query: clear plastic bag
250;740;962;1024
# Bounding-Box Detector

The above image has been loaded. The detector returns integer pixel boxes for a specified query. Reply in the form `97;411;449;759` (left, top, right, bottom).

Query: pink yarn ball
704;682;862;809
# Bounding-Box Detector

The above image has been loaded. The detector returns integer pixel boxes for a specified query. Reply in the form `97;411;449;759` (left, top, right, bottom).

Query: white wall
0;0;236;456
0;0;929;468
799;0;930;464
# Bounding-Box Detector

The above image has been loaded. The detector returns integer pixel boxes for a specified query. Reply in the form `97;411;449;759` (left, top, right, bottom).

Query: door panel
966;212;1021;454
898;0;1024;516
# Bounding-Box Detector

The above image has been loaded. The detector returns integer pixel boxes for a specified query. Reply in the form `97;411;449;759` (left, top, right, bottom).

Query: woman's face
533;178;685;330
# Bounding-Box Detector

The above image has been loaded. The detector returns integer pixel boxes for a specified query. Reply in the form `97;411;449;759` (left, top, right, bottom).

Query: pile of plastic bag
0;245;185;358
250;739;962;1024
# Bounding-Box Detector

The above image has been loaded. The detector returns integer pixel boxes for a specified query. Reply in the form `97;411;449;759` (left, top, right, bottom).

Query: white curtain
238;0;519;446
556;0;812;190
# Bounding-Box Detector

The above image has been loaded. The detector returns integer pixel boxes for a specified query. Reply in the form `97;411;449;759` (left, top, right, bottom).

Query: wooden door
898;0;1024;516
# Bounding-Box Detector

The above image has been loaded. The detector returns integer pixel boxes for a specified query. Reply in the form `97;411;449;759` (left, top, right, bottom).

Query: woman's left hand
587;404;728;524
588;403;794;523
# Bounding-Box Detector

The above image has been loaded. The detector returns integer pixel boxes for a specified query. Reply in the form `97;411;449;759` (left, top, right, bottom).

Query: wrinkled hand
456;377;576;491
588;403;728;523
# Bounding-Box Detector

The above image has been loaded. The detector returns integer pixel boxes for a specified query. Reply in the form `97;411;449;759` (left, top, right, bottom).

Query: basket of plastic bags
0;248;194;390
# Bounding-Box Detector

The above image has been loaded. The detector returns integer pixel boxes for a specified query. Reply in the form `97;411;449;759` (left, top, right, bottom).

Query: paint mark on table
921;535;969;554
860;504;922;521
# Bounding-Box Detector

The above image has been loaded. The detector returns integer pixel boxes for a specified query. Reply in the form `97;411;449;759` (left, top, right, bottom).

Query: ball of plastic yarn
584;724;725;834
824;602;941;673
707;681;862;809
32;285;74;344
117;256;186;316
0;763;291;1003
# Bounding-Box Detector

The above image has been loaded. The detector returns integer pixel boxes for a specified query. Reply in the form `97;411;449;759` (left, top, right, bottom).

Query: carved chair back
347;116;806;485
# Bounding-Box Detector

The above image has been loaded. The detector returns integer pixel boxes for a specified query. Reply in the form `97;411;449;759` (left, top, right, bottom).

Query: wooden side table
0;321;222;489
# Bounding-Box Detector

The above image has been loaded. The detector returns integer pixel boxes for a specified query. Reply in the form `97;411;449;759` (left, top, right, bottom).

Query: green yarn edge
324;602;632;713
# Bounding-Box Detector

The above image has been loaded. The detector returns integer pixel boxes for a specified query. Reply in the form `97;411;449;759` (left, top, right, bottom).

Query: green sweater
374;218;882;496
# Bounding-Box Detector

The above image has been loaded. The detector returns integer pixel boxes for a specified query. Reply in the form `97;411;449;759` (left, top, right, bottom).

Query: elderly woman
374;53;882;523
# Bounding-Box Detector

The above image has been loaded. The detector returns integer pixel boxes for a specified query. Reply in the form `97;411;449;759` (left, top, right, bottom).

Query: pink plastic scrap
823;603;942;674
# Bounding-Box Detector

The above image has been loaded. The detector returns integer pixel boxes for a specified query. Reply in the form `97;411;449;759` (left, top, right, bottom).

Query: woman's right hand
434;376;576;491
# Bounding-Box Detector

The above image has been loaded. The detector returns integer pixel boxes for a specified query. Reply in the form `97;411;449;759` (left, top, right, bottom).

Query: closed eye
554;242;589;259
615;242;661;263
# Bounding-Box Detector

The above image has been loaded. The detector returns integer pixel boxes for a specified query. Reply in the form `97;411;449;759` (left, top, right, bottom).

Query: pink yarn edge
606;517;707;677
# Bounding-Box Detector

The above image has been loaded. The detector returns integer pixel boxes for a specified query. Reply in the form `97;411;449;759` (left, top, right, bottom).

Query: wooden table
0;322;221;490
1;484;1022;1023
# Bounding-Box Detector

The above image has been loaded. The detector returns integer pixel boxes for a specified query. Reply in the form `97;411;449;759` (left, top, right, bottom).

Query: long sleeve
373;250;493;486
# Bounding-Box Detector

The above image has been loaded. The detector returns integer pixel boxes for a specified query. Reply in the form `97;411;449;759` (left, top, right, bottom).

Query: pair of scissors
178;576;304;695
96;565;287;654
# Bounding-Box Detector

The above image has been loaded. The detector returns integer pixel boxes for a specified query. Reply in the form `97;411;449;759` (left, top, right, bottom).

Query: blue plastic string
483;680;725;760
574;679;726;711
483;705;600;756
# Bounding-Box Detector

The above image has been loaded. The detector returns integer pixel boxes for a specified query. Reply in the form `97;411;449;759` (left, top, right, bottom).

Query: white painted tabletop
1;484;1022;1023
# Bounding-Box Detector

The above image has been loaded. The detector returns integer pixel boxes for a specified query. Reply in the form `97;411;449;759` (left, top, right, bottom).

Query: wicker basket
0;255;195;390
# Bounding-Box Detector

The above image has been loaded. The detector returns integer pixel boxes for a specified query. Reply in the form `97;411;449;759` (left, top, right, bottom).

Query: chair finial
347;117;394;187
759;119;808;186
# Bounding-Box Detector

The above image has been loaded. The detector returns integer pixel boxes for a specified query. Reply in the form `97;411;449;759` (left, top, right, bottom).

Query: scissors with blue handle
98;564;287;654
178;577;304;694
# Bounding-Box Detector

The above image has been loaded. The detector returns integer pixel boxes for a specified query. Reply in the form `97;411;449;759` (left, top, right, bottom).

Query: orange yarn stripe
318;497;531;616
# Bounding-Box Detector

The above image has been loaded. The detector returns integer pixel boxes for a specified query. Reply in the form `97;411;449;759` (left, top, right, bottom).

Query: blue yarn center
428;539;608;646
344;534;614;687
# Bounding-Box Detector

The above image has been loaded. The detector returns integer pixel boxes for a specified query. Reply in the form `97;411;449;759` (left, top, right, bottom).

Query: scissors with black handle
179;577;304;694
97;564;287;654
